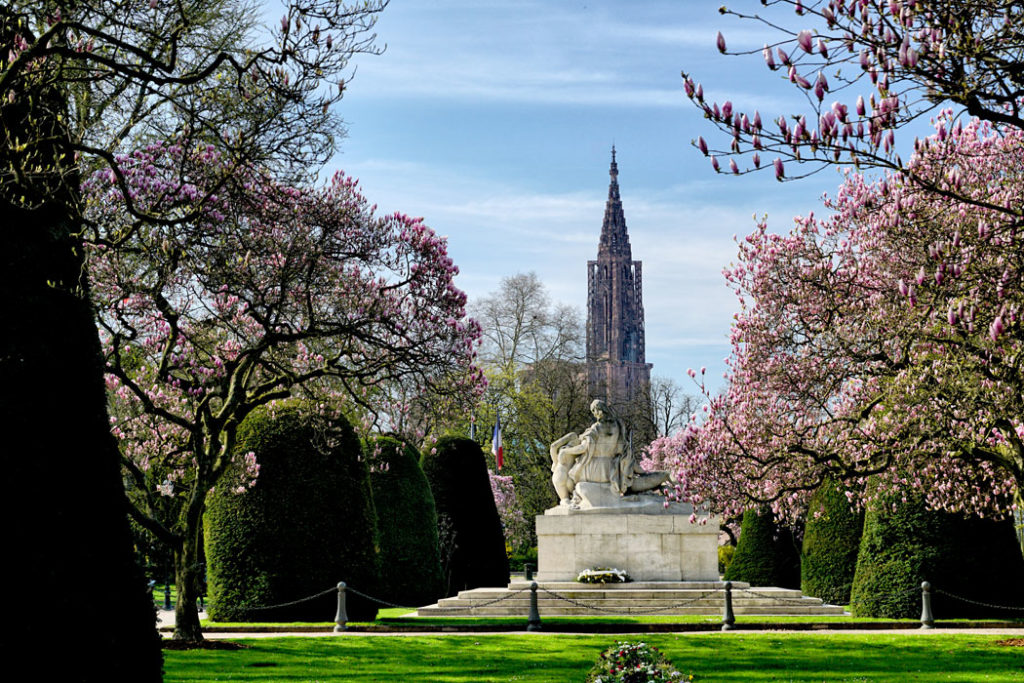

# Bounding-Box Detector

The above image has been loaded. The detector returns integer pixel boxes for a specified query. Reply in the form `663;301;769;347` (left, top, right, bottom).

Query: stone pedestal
536;501;720;582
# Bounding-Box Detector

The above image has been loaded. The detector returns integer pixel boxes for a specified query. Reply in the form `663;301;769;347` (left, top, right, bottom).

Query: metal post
164;572;172;610
527;581;542;631
920;581;935;629
524;563;534;581
334;582;349;632
722;581;736;631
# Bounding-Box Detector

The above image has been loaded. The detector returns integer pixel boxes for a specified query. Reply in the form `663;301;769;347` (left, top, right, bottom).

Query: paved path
157;608;1022;638
191;628;1023;638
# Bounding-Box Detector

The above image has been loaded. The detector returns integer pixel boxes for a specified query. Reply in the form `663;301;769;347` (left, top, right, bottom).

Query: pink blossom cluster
686;1;1023;182
87;141;484;504
488;469;530;551
650;117;1024;522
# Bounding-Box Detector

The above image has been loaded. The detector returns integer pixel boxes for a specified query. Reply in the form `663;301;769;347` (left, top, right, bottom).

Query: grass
162;632;1024;682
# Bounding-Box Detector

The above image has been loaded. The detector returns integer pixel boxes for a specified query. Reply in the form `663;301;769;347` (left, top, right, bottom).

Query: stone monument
537;400;719;582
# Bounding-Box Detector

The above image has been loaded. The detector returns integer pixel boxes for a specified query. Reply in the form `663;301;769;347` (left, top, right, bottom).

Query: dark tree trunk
1;11;163;679
173;523;205;641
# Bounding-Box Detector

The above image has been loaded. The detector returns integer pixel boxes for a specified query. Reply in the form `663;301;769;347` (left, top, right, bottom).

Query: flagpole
491;411;503;470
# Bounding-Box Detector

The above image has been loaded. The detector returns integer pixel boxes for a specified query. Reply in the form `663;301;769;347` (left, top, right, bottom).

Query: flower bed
585;641;691;682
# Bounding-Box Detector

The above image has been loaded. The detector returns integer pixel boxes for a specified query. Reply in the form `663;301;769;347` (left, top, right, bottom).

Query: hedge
724;508;801;589
204;401;380;622
850;484;1024;618
420;436;510;596
367;435;444;607
801;478;864;605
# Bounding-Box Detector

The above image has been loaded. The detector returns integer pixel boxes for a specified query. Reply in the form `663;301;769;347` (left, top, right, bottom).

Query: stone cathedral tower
586;148;652;419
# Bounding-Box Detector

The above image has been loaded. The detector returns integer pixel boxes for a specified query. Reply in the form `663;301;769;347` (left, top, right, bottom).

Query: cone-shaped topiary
724;508;801;588
367;435;444;607
421;436;510;596
204;401;380;622
850;482;1024;618
801;478;864;605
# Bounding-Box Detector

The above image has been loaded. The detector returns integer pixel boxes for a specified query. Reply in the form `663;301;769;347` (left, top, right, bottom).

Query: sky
326;0;851;397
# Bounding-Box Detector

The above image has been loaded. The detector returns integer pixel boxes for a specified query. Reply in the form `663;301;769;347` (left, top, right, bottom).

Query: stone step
456;589;798;598
417;605;847;617
438;598;831;610
506;581;750;591
416;581;847;618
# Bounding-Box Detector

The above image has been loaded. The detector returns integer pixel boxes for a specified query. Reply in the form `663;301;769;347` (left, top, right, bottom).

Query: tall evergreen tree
724;508;800;589
851;485;1024;618
1;8;162;676
205;402;381;622
801;479;864;605
368;436;444;607
421;437;510;596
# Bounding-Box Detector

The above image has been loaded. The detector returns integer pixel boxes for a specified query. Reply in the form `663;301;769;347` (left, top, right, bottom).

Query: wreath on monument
576;567;632;584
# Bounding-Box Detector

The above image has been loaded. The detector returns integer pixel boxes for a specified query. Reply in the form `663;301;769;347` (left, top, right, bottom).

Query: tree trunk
173;533;205;641
1;10;164;677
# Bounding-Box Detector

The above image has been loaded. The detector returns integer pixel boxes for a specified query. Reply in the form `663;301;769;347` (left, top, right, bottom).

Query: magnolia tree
648;117;1023;522
489;470;530;551
686;0;1023;203
86;143;483;639
4;0;391;658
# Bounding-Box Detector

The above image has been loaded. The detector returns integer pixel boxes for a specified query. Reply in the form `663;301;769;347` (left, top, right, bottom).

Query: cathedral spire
587;148;651;421
599;147;631;258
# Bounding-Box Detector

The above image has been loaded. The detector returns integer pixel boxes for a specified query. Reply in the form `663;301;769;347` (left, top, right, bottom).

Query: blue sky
327;0;847;396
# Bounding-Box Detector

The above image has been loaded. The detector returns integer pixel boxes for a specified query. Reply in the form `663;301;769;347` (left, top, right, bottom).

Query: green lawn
163;633;1024;682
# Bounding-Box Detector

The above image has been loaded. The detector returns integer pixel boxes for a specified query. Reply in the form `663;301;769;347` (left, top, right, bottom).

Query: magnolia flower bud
798;30;813;53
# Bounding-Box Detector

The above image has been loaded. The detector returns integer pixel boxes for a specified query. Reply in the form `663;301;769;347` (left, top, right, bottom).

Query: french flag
491;412;503;470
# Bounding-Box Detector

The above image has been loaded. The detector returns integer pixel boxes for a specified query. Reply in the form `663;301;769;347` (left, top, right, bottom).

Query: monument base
536;504;720;582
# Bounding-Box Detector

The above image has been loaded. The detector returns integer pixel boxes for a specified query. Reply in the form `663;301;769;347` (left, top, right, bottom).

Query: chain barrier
537;586;724;616
738;588;826;605
195;579;1024;622
346;586;420;610
234;586;338;613
418;586;532;612
742;582;920;607
935;589;1024;612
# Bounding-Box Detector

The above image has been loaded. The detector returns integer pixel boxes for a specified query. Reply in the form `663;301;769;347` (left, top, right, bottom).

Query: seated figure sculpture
550;399;672;508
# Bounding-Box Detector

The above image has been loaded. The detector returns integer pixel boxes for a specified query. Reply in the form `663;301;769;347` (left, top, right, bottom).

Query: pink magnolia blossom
652;118;1024;522
88;141;485;580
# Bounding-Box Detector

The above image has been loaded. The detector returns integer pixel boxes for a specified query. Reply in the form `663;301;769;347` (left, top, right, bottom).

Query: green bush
801;478;864;605
724;508;801;588
718;544;736;576
508;546;538;572
421;436;510;596
204;401;380;622
366;436;444;608
850;484;1024;618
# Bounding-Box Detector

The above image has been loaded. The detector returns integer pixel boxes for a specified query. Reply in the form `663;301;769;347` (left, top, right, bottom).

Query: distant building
586;148;652;428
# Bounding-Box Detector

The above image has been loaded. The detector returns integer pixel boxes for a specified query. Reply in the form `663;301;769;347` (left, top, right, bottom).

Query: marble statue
549;399;672;508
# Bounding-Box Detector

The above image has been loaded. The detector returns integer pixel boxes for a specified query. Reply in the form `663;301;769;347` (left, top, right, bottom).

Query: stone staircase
416;580;847;617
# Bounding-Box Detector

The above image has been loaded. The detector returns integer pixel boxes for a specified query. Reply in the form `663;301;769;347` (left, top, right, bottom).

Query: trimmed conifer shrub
850;485;1024;618
421;436;510;596
801;478;864;605
204;401;380;622
367;435;444;607
724;508;801;588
